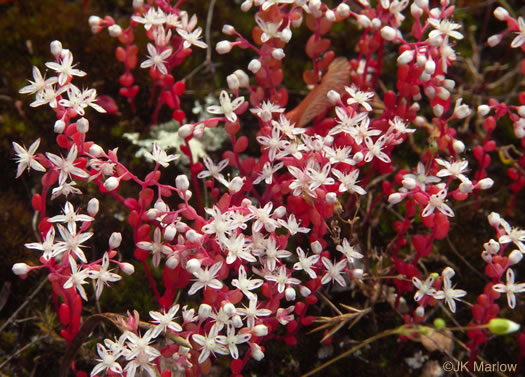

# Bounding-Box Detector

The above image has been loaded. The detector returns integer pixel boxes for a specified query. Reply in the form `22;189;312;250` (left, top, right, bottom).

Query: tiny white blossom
207;90;245;123
140;43;172;75
511;17;525;48
45;50;86;86
188;261;224;295
421;189;455;218
492;269;525;309
12;138;46;178
143;143;179;167
412;275;436;302
345;86;374;112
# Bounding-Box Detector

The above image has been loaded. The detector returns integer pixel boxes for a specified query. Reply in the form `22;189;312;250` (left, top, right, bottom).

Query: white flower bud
240;0;253;12
285;287;296;301
251;343;265;361
327;90;341;104
493;7;509;21
155;200;168;212
175;175;190;191
380;26;397;41
336;3;350;17
326;192;337;203
299;286;311;297
357;15;371;28
311;240;323;254
226;74;240;91
429;7;440;18
280;28;292;43
415;305;425;317
120;262;135;275
87;198;99;216
233;69;250;88
410;3;423;17
229;176;245;193
178;124;194;138
442;266;455;279
223;302;236;316
76;117;89;134
325;9;336;22
186;259;201;274
132;0;143;9
481;250;492;264
89;143;104;157
432;104;444;117
12;263;31;276
88;15;102;28
248;59;262;73
508;249;523;266
164;224;177;241
109;232;122;249
453;100;470;119
253;324;268;337
273;206;286;218
272;48;285;60
222;24;235;35
402;177;417;190
232;315;243;328
216;40;233;54
477;104;490;116
166;255;179;269
459;181;474;193
415;0;428;8
519;106;525;118
419;72;431;81
424;59;436;74
50;40;63;56
186;229;201;243
352;268;364;279
487;318;520;335
371;18;382;30
146;208;160;220
353;151;364;163
388;192;404;204
54;119;65;133
198;303;212;319
452;139;465;153
108;24;122;37
488;212;501;227
487;34;503;47
104;176;120;192
176;222;188;233
397;50;414;65
443;79;455;91
477;178;494;190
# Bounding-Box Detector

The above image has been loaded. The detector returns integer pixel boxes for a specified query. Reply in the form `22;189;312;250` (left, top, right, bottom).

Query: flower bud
487;34;503;47
166;255;179;269
488;318;520;335
402;177;417;190
285;287;296;301
198;303;212;319
388;192;404;204
12;262;31;276
216;40;232;54
226;73;240;90
232;315;243;328
336;3;350;17
415;0;428;9
414;306;425;318
326;192;337;203
88;15;102;28
87;198;99;216
223;302;236;316
76;117;89;134
186;229;201;243
253;324;268;337
493;7;509;21
432;104;444;117
357;15;371;28
311;240;322;254
248;59;262;73
442;267;455;279
280;28;292;43
108;24;122;37
352;268;364;279
178;124;194;138
222;24;235;35
175;175;190;190
164;224;177;241
120;262;135;275
508;249;523;265
327;90;341;104
104;177;119;192
186;258;201;274
477;178;494;190
452;139;465;153
380;26;397;41
371;18;381;30
109;232;122;249
274;206;286;218
459;181;473;193
50;40;63;56
299;286;311;297
453;101;470;119
54;119;66;134
397;50;414;65
410;3;423;17
250;343;265;361
89;143;104;157
233;70;250;88
132;0;143;9
477;104;490;116
484;239;500;254
272;48;285;60
488;212;501;227
325;9;336;22
229;176;245;193
240;0;252;12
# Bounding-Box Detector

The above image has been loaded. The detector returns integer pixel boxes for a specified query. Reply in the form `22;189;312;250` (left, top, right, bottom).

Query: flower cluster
10;0;525;376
